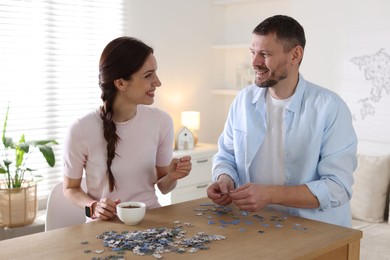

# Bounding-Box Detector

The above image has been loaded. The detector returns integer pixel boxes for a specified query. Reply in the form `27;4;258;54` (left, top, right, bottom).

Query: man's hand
229;184;319;212
228;183;271;212
206;174;235;206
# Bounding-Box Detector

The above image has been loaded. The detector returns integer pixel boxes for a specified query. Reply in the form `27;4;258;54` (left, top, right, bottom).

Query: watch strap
85;201;97;218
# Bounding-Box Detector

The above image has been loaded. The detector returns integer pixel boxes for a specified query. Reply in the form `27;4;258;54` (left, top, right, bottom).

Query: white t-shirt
63;105;174;209
249;91;291;213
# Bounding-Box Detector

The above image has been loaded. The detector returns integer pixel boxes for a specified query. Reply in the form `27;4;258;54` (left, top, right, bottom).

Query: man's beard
255;78;279;88
254;63;288;88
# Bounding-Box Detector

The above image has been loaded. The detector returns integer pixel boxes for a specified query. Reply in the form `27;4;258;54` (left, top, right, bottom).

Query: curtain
0;0;128;208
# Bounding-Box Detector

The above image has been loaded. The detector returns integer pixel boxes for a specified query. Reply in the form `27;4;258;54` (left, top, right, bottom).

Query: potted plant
0;105;58;227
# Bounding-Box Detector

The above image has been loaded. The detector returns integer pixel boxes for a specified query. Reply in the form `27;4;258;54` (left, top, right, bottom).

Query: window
0;0;128;208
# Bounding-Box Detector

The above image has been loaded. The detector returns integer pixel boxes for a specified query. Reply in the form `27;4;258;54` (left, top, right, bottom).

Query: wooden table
0;197;362;260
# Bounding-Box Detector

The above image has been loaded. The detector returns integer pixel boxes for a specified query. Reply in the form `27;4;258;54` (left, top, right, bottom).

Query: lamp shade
181;111;200;131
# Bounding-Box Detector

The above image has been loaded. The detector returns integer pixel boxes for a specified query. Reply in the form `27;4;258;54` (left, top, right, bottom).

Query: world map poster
341;27;390;143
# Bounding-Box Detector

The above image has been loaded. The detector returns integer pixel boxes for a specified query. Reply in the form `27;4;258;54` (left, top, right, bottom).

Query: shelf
212;88;240;96
212;44;248;50
213;0;262;6
0;210;45;240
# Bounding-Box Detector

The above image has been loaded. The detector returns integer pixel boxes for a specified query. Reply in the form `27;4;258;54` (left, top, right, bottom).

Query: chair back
45;178;87;231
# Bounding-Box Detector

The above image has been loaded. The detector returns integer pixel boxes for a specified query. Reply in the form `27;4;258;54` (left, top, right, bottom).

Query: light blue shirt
212;74;358;227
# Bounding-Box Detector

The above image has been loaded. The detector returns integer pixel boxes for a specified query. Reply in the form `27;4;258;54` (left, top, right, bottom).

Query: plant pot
0;181;37;228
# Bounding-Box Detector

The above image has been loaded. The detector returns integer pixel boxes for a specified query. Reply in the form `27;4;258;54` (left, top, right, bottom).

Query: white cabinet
157;143;218;206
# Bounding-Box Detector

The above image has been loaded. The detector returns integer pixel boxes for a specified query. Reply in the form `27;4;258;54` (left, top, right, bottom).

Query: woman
63;37;192;221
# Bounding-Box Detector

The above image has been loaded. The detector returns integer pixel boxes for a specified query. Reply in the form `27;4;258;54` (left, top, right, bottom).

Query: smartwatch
85;201;97;218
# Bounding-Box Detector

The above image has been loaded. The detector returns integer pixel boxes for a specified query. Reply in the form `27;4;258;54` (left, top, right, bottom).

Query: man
207;15;357;227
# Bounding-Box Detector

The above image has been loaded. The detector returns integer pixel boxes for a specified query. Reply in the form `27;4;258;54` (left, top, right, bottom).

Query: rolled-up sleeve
305;98;358;210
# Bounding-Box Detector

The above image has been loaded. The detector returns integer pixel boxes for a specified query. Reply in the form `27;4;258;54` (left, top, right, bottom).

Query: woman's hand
93;198;121;220
167;156;192;180
156;156;192;194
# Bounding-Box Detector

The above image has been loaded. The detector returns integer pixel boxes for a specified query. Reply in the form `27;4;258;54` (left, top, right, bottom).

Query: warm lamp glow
181;111;200;131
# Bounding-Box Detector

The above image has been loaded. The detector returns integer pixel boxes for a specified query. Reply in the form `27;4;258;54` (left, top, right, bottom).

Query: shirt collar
287;73;307;113
251;73;307;113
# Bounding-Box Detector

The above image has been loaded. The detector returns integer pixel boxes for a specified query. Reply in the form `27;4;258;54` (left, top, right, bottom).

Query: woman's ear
113;78;126;92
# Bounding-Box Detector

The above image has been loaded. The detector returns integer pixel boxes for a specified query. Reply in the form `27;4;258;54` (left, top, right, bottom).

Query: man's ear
291;45;304;65
114;78;126;92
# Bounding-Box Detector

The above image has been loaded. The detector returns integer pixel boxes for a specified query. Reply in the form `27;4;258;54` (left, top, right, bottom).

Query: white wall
217;0;390;94
292;0;390;92
127;0;224;144
127;0;390;146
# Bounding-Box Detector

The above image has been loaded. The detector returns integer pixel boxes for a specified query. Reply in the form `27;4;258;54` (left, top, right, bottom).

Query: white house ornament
175;126;195;150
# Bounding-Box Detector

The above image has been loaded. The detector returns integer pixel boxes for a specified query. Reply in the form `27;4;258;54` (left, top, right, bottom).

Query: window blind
0;0;128;207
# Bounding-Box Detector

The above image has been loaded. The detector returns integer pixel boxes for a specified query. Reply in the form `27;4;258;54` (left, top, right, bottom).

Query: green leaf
32;140;58;146
15;136;29;168
15;147;26;169
39;145;56;167
33;175;43;183
1;105;9;145
2;136;13;148
17;139;30;154
2;106;14;148
4;159;12;167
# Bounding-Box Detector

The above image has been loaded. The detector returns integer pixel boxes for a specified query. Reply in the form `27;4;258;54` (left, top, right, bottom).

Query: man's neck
268;73;299;99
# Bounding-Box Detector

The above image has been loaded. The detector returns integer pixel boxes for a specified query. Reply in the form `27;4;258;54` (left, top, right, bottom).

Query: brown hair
253;15;306;52
98;37;153;191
